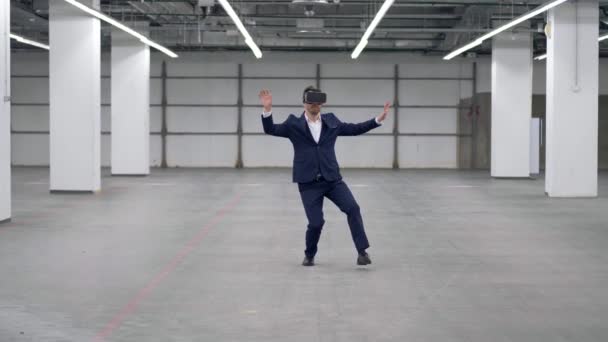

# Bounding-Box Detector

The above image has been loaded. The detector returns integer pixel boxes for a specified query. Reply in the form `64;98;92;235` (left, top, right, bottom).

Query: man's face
304;102;322;116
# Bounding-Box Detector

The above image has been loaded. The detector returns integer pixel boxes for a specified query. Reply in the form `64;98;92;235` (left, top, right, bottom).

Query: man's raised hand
376;101;391;123
259;89;273;113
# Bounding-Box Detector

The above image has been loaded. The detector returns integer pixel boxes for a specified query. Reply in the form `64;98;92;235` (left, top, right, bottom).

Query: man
259;86;390;266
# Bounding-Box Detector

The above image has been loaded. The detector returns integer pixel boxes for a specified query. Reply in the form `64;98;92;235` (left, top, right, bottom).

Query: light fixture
9;33;49;50
444;0;569;60
351;39;368;59
351;0;394;59
63;0;178;58
218;0;263;59
534;33;608;61
443;40;482;61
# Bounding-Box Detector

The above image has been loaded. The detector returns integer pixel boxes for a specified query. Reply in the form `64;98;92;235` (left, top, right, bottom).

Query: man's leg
299;184;325;259
325;180;370;254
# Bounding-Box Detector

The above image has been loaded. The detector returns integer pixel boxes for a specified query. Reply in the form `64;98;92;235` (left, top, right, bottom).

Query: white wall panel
167;79;237;105
399;136;457;168
167;61;237;77
321;107;394;135
399;108;457;134
242;107;301;133
101;106;160;133
103;51;164;78
150;135;162;167
242;107;392;134
167;135;237;167
533;59;608;95
243;63;316;77
150;79;162;105
242;79;315;105
108;52;162;77
335;136;393;168
11;106;49;131
11;134;49;166
10;52;492;169
150;107;162;132
167;106;237;133
150;58;162;77
459;80;474;99
400;62;472;78
101;134;163;167
321;63;393;78
321;80;393;106
400;80;471;106
11;77;48;103
11;52;49;76
103;78;161;105
242;135;294;167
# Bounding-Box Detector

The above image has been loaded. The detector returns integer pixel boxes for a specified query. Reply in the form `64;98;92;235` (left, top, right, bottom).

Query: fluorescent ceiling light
218;0;263;59
444;0;569;60
443;39;482;60
10;33;49;50
477;0;568;41
534;32;608;61
63;0;178;58
245;38;263;59
351;39;368;59
351;0;394;59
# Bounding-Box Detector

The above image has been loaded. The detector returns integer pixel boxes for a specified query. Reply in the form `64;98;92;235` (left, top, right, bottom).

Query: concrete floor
1;167;608;342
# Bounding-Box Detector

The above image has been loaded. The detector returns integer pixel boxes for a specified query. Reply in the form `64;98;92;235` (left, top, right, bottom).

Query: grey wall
469;58;608;170
10;51;474;168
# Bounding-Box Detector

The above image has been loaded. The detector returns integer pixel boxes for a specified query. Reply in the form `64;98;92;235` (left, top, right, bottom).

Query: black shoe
302;256;315;266
357;252;371;265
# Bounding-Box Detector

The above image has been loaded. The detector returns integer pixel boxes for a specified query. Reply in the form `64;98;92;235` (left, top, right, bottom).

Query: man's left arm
338;102;391;136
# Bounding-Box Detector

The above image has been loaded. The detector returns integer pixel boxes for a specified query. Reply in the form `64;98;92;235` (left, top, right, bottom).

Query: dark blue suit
262;112;380;258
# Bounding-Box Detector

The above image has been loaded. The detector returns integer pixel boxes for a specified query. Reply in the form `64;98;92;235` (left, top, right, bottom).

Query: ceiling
9;0;608;57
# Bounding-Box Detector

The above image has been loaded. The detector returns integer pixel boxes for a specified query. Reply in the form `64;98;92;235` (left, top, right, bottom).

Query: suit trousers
298;178;370;258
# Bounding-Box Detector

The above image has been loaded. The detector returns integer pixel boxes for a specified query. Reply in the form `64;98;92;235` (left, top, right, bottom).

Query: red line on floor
93;193;243;342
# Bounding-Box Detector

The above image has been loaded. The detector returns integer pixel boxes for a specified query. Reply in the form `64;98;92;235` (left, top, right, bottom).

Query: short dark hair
303;85;321;102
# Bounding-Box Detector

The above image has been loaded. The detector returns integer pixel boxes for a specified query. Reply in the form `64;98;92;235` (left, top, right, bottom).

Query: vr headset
303;91;327;104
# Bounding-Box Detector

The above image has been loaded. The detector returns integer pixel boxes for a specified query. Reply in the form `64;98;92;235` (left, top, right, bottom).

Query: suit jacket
261;112;380;183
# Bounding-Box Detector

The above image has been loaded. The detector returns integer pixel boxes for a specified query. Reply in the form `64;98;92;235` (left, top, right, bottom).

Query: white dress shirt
304;114;322;143
262;111;382;144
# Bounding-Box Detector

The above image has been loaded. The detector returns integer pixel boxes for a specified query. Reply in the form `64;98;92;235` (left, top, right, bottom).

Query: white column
545;0;598;197
49;0;101;192
491;32;533;178
0;0;10;222
111;27;150;176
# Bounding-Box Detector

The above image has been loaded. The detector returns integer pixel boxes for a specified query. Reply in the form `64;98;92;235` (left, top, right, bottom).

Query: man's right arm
261;112;290;138
259;89;290;138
